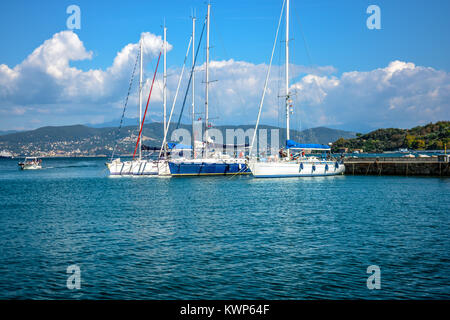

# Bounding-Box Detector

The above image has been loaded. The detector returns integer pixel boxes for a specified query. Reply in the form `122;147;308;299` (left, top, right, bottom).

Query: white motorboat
18;157;42;170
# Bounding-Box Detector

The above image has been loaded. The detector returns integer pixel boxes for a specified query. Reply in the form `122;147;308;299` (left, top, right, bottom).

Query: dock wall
343;157;450;176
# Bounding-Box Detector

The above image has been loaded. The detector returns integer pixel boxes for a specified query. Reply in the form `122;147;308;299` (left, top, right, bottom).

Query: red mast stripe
132;51;162;160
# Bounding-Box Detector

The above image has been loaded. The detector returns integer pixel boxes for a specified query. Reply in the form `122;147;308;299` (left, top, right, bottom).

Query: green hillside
332;121;450;153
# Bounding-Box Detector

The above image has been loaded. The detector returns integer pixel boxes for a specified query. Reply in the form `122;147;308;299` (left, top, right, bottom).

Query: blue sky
0;0;449;132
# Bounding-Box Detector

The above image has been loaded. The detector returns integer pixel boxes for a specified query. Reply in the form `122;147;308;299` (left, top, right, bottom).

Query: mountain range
0;122;356;156
0;130;20;136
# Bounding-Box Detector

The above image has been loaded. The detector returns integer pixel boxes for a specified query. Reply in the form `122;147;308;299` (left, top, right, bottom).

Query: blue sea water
0;157;449;299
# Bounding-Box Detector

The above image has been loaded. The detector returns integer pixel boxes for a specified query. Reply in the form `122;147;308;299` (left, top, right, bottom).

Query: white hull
106;159;159;176
157;160;171;176
248;159;345;178
19;157;42;170
20;164;42;170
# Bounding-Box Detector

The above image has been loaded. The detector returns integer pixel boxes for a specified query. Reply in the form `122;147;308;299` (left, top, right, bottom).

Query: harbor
0;0;449;305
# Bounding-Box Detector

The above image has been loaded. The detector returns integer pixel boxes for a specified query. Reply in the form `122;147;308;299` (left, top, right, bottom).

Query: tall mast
163;24;167;156
139;36;143;160
205;3;210;146
285;0;290;143
192;13;196;156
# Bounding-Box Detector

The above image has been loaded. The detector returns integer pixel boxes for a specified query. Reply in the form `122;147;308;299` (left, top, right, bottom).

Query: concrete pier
343;156;450;176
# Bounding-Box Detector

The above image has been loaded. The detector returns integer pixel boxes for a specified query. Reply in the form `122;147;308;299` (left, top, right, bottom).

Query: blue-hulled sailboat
168;3;250;176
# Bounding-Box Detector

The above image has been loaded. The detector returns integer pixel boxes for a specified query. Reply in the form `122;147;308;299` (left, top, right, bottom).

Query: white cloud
289;60;450;130
11;107;27;115
0;30;448;132
183;59;449;131
0;30;169;111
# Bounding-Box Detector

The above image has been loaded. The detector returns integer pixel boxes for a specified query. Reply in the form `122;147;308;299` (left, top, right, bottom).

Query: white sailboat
248;0;345;178
106;36;161;176
107;21;196;176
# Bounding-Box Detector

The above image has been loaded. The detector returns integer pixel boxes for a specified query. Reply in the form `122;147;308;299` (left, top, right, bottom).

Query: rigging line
288;12;299;141
289;7;301;140
175;18;206;130
146;60;165;109
228;165;248;179
249;0;285;157
110;48;140;161
293;4;325;103
210;11;247;124
158;35;193;159
293;5;313;67
147;48;180;114
133;51;162;160
277;35;282;131
293;5;324;141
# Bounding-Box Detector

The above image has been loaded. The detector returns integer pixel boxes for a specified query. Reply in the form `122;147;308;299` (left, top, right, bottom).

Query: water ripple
0;158;449;299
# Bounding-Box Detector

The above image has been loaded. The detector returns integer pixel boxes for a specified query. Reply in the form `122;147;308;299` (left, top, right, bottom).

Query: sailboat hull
249;160;345;178
157;160;171;176
106;159;159;176
169;159;250;176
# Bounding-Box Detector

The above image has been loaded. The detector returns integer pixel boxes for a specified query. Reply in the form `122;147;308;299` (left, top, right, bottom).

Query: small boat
18;157;42;170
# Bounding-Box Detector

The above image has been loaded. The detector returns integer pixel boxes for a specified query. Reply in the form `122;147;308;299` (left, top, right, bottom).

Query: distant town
0;121;448;158
0;123;356;158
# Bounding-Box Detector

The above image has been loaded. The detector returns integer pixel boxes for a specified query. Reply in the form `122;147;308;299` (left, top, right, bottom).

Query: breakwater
343;155;450;176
